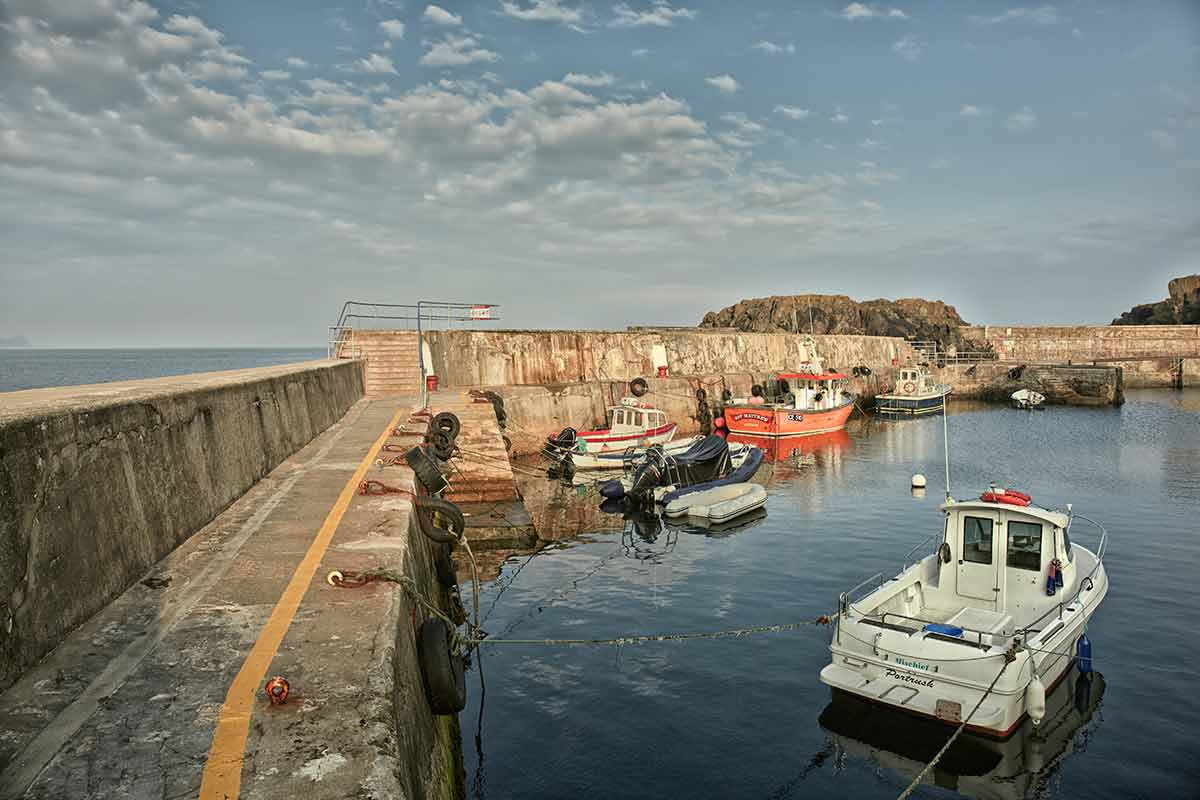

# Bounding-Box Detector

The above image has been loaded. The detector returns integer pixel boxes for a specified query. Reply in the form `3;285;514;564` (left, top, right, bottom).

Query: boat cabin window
963;516;994;564
612;409;624;426
1060;526;1073;564
632;411;643;426
1006;520;1043;571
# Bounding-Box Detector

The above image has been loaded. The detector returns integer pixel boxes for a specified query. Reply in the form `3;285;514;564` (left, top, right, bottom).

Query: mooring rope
894;651;1014;800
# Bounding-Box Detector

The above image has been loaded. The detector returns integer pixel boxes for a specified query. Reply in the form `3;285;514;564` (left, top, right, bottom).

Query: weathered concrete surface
336;330;422;396
421;329;912;387
932;363;1124;406
0;398;464;799
960;324;1200;387
0;360;364;695
435;392;519;504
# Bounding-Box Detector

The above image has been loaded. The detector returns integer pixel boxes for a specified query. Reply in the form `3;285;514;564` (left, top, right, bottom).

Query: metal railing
908;340;999;366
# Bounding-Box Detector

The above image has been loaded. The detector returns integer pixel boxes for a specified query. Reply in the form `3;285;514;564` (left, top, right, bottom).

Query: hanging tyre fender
415;496;465;542
629;377;650;397
417;618;466;715
722;388;733;402
695;387;707;402
430;412;461;441
425;430;455;461
435;543;457;588
406;447;449;495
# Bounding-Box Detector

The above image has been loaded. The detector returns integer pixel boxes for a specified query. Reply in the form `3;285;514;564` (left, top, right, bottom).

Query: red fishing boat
722;369;855;438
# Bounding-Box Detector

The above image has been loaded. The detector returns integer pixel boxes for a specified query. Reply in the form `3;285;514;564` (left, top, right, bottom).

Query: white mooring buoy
911;473;927;489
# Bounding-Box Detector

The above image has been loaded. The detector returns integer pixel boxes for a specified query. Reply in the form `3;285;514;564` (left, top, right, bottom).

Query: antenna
942;390;952;500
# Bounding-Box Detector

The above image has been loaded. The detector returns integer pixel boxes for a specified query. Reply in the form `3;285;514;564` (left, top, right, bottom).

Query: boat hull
876;391;950;417
723;400;854;438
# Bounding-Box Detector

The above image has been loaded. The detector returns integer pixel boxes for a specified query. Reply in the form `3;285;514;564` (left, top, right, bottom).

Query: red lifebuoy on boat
980;489;1031;506
902;381;916;394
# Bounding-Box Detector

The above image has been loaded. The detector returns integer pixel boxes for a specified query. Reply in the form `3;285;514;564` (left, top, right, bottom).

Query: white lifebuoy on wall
903;381;917;394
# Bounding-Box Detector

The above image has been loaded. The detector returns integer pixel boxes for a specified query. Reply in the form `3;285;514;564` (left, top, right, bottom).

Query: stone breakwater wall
931;364;1124;406
960;324;1200;387
422;329;913;387
0;360;364;693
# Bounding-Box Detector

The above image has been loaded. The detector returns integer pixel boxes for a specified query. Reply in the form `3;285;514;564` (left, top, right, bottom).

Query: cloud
830;112;849;123
500;1;586;27
721;112;766;135
286;57;309;68
752;41;795;54
423;4;463;26
959;104;982;117
354;53;398;74
705;74;739;94
870;119;883;126
774;105;811;120
420;35;500;67
860;199;882;211
839;4;910;21
891;34;924;61
970;6;1059;25
1149;130;1177;150
379;19;406;39
1072;27;1083;39
859;138;882;150
856;162;900;185
632;48;650;57
1006;106;1037;131
563;72;617;87
610;2;697;28
261;69;291;81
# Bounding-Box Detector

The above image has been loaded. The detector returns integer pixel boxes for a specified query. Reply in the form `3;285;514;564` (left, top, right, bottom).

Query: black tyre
406;447;449;495
435;543;457;588
502;434;512;452
695;387;707;402
417;618;466;715
751;384;764;398
426;430;455;461
415;496;466;539
629;377;649;397
722;388;732;402
858;365;871;377
431;412;461;440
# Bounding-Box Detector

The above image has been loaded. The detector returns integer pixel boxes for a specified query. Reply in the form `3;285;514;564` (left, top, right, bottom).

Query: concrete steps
344;331;423;397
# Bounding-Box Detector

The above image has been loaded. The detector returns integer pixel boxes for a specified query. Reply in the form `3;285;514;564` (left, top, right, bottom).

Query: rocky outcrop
1112;274;1200;325
700;294;981;349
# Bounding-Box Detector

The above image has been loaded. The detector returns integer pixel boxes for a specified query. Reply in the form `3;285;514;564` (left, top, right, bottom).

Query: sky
1;0;1198;346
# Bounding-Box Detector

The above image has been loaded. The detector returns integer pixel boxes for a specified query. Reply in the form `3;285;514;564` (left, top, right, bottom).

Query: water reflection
818;670;1106;800
727;428;851;464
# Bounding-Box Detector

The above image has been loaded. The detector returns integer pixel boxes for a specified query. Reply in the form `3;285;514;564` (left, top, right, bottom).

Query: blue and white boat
876;367;952;417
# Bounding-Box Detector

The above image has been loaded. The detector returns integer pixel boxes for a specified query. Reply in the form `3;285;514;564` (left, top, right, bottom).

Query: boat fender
695;387;707;402
938;542;952;563
406;446;450;495
599;480;626;500
1026;675;1046;725
1076;633;1093;674
417;618;467;715
629;377;650;397
1045;568;1057;596
1052;558;1064;588
1073;671;1092;714
426;430;455;461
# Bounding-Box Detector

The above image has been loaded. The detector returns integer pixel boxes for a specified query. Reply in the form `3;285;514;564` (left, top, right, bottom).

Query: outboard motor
628;459;663;502
548;427;578;450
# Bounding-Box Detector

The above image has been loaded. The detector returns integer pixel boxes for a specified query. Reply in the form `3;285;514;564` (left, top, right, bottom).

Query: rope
895;652;1014;800
469;617;833;647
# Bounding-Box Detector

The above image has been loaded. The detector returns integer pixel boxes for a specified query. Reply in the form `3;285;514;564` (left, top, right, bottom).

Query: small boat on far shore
876;366;952;417
1012;389;1046;410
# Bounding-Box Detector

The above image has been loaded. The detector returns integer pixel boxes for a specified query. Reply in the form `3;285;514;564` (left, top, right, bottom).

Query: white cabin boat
1011;389;1045;410
545;398;677;460
876;366;952;416
820;488;1107;738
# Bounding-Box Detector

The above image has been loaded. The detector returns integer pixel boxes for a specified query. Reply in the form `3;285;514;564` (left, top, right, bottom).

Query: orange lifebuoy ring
902;381;917;394
981;490;1031;506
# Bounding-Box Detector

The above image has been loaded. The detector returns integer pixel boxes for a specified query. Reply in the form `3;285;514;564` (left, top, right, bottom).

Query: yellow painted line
199;406;407;798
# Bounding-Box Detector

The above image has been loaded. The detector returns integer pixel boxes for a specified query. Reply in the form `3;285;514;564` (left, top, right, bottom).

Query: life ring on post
902;381;917;394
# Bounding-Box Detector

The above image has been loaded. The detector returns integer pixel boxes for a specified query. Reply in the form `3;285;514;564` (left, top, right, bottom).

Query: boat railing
875;611;994;649
836;572;884;644
902;532;941;570
1016;514;1107;639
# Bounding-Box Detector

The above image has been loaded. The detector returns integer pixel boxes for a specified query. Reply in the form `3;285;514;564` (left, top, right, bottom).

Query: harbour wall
960;324;1200;387
422;329;912;387
0;360;364;693
931;363;1124;406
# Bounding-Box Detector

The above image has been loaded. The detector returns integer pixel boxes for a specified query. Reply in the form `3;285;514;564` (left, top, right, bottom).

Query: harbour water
0;348;326;393
463;390;1200;799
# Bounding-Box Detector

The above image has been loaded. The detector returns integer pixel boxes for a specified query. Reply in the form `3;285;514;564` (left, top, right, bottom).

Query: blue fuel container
1045;574;1057;596
1076;633;1093;674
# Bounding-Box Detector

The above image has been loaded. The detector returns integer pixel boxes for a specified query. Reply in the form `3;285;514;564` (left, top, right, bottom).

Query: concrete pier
0;369;462;799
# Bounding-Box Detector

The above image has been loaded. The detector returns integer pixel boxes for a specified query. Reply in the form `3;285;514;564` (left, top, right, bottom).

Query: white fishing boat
663;482;767;523
820;487;1108;738
565;435;704;471
1011;389;1045;410
876;366;952;416
545;398;677;459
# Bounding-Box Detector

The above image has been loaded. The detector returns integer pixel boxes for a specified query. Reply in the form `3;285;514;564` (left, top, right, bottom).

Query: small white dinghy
663;482;767;523
1011;389;1045;410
